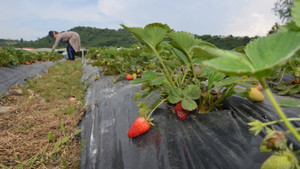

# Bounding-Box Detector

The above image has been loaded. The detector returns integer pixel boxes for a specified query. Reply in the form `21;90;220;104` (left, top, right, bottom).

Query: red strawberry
175;102;188;120
291;80;298;85
126;75;133;80
128;117;151;138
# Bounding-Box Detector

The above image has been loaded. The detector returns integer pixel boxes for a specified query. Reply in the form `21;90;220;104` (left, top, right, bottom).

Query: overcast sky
0;0;281;41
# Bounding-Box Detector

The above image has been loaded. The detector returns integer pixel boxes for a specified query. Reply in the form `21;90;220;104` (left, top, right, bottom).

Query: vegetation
0;48;63;67
0;60;86;168
1;27;256;50
273;0;294;22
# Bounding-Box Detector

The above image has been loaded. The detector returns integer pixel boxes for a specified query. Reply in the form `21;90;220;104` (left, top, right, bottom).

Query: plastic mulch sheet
0;61;57;95
80;63;300;169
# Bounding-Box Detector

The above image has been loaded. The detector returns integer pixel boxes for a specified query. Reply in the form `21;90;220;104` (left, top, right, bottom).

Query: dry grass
0;60;87;168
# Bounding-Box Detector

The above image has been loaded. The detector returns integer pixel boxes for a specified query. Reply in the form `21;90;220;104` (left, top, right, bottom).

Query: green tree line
0;26;256;50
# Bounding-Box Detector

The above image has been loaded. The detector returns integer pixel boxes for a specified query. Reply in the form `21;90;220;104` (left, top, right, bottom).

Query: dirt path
0;60;86;168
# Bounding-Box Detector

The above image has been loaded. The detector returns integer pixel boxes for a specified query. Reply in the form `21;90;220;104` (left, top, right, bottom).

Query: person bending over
49;31;81;60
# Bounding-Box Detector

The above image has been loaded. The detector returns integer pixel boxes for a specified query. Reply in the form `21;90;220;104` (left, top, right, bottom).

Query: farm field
1;1;300;168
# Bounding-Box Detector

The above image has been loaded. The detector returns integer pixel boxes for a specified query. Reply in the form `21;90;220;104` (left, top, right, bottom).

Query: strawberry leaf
208;70;226;89
130;71;157;84
167;87;184;104
171;47;189;65
121;23;171;48
292;0;300;27
169;31;200;54
279;99;300;108
181;98;197;111
150;76;165;86
214;76;239;88
182;85;201;100
203;32;300;78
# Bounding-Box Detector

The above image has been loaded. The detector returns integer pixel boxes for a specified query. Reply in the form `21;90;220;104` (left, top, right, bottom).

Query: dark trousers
67;44;75;60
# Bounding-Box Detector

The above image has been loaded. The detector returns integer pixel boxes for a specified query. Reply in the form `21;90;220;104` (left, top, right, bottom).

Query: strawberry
175;102;188;120
261;151;295;169
291;79;297;85
126;74;133;80
247;87;265;102
128;117;151;138
132;73;137;79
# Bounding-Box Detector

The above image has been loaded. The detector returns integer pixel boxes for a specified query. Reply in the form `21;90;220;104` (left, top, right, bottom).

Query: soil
0;85;86;168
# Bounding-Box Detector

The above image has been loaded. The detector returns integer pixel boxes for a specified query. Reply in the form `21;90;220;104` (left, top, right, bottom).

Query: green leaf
245;32;300;77
280;21;300;33
73;129;81;136
167;87;184;104
237;91;249;98
61;136;70;145
169;31;199;54
150;76;165;86
48;132;54;142
183;85;201;100
130;71;157;84
288;85;300;94
292;0;300;27
214;76;239;88
204;32;300;78
208;70;226;89
191;45;218;60
121;23;171;48
171;47;189;65
279;99;300;108
165;58;182;70
237;82;256;88
181;98;197;111
202;48;254;76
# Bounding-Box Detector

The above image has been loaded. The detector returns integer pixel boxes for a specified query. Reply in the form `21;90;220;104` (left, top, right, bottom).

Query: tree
273;0;294;23
268;23;280;35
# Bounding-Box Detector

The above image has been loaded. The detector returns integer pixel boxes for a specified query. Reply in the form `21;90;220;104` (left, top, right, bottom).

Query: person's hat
48;31;54;38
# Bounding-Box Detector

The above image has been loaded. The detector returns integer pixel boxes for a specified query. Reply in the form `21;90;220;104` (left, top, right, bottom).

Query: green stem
206;87;231;113
264;118;300;126
152;47;175;87
259;78;300;142
186;52;197;81
277;68;286;85
180;67;189;85
147;98;168;120
285;128;300;134
145;93;165;105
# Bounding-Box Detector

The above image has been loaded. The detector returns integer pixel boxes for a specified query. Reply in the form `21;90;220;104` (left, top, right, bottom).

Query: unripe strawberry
261;151;295;169
247;87;265;102
132;73;137;79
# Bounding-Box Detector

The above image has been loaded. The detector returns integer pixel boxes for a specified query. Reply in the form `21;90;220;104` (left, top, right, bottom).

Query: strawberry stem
259;78;300;142
146;98;167;121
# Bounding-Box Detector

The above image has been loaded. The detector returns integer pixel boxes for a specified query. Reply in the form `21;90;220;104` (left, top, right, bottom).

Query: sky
0;0;281;41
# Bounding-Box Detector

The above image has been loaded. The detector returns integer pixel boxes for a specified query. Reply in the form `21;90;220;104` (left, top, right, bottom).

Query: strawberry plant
121;23;251;123
271;52;300;96
194;0;300;167
87;45;154;82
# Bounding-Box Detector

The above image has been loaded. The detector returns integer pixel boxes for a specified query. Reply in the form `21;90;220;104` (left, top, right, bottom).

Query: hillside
0;26;256;50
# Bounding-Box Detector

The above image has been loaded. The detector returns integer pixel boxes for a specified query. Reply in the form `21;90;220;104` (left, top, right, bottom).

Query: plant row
85;0;300;167
0;48;63;67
